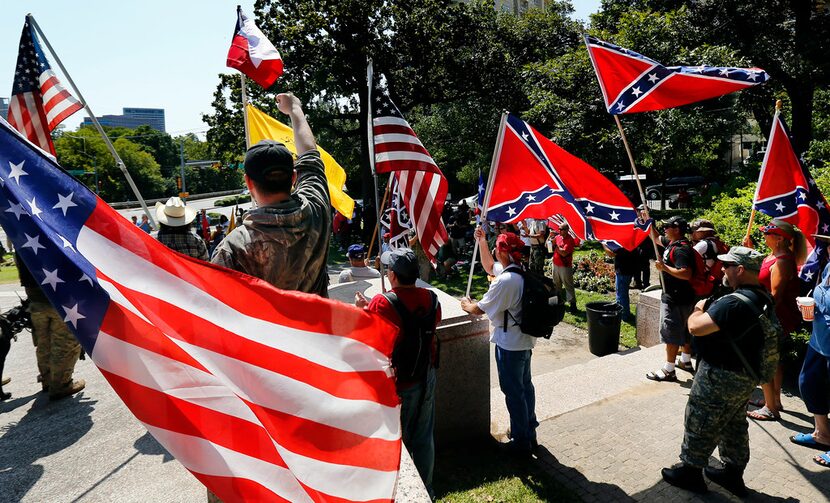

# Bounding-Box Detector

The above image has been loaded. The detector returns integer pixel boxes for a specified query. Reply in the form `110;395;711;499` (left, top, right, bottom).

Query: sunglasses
722;263;739;269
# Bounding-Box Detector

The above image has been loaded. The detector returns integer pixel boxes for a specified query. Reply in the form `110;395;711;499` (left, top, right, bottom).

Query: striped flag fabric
7;19;82;155
370;78;448;261
584;35;769;115
0;116;402;502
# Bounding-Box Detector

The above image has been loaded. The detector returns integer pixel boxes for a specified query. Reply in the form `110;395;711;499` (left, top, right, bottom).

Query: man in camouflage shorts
661;247;770;497
17;255;84;400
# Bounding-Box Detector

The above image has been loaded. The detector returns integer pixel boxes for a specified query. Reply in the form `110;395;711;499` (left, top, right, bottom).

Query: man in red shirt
355;248;441;497
551;223;577;313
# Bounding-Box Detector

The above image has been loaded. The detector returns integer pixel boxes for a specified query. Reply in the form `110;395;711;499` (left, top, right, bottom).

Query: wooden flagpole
367;60;387;292
28;14;156;227
367;177;392;259
465;112;507;299
613;115;664;289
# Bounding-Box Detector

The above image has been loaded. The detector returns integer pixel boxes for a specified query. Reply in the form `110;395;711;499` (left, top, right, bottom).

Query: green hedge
215;194;251;207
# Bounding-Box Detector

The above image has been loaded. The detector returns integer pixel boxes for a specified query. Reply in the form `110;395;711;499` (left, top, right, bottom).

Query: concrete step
491;342;665;439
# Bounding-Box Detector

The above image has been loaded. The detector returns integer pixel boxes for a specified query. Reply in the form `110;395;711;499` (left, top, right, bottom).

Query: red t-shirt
553;234;575;267
367;287;442;385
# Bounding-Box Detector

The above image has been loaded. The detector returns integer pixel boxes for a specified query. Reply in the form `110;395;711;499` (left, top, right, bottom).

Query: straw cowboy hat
154;197;197;227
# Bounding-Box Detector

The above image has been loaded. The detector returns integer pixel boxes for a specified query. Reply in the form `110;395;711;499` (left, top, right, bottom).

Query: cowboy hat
154;197;197;227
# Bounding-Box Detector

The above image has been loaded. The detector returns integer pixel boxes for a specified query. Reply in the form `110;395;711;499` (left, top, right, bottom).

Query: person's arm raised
277;93;316;155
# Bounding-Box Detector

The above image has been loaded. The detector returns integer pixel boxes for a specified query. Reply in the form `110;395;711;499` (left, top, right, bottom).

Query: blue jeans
399;367;436;497
615;273;632;321
495;346;538;448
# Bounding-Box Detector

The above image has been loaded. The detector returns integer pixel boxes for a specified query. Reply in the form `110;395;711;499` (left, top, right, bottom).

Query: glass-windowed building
0;97;9;121
82;107;166;132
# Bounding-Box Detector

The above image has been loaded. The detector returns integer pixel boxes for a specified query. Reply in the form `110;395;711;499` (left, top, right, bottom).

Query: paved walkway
524;351;830;501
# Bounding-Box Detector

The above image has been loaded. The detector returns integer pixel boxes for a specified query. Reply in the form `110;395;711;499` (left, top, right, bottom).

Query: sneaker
49;379;85;401
661;463;707;493
704;464;748;497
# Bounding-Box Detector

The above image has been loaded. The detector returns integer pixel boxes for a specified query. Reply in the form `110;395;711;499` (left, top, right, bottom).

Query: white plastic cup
797;297;815;322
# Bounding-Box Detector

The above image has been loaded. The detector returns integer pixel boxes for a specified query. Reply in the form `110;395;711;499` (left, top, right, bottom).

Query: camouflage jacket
211;150;332;297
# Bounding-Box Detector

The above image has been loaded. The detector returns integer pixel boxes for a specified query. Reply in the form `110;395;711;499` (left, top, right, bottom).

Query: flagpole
746;100;782;243
466;112;507;298
367;177;392;259
28;14;156;227
240;74;251;150
613;114;664;289
367;59;387;292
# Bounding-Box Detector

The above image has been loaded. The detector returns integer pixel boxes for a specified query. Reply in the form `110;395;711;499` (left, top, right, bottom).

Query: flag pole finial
775;99;782;111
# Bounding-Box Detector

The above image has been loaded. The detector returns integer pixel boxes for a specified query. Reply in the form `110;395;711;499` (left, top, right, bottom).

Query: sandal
646;369;677;382
747;398;785;411
814;451;830;468
791;432;830;451
675;359;695;374
747;406;780;421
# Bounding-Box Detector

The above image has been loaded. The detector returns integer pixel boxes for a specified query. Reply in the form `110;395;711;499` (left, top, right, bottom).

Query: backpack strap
501;265;524;332
725;290;771;382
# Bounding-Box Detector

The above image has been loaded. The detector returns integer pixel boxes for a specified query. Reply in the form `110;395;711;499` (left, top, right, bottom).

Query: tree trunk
787;82;814;156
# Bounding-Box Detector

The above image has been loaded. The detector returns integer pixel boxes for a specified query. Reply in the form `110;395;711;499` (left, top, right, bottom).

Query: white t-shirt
693;240;715;270
338;266;381;283
478;263;536;351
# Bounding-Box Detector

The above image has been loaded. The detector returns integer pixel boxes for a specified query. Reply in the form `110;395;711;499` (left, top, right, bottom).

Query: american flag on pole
753;110;830;287
370;77;448;261
7;19;82;155
0;116;402;502
584;35;769;115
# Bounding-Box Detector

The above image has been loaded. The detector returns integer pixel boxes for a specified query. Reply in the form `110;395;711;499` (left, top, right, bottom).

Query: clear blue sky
1;1;601;138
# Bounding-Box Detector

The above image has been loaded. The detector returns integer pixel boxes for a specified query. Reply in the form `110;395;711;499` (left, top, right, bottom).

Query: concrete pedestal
329;278;491;446
636;289;662;347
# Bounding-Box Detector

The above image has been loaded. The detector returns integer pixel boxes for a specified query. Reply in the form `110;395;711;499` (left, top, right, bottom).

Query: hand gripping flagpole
745;100;783;243
465;112;508;299
367;60;387;292
28;14;156;228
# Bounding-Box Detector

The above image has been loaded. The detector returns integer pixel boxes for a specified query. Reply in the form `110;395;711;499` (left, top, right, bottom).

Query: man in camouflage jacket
211;92;331;297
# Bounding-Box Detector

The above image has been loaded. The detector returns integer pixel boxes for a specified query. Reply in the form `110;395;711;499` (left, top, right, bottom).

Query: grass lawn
0;264;18;285
434;441;579;502
565;289;638;349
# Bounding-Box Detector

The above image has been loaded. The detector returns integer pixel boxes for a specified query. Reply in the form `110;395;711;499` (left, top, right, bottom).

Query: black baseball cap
381;248;419;280
662;215;688;233
244;140;294;183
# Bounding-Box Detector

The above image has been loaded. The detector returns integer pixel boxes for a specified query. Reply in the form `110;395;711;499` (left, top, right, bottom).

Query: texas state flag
483;113;651;251
585;35;768;114
226;6;283;89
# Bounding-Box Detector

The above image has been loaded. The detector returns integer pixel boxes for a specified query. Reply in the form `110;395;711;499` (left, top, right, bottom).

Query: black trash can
585;301;623;357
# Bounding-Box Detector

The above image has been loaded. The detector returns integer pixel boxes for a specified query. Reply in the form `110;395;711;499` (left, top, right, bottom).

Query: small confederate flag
370;76;448;261
484;113;651;251
0;116;401;502
7;18;82;155
226;7;283;89
753;110;830;286
584;35;769;114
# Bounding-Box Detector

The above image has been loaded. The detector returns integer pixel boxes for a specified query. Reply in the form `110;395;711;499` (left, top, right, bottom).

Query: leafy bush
782;327;811;367
215;194;251;207
695;182;771;251
571;250;615;293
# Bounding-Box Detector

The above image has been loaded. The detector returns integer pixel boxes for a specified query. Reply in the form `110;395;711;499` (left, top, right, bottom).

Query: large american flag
7;19;82;155
370;80;448;261
0;117;402;502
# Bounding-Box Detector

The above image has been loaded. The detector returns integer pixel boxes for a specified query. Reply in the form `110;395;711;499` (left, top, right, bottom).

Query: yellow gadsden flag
246;104;355;217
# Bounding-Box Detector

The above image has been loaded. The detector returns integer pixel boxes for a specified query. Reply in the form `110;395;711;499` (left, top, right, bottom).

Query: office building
82;107;166;132
0;97;8;120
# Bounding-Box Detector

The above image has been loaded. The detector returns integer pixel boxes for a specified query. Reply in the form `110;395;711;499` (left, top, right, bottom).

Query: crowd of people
3;91;830;501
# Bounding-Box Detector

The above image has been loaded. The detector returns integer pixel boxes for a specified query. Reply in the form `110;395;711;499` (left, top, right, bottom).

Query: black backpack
383;290;440;382
503;265;565;339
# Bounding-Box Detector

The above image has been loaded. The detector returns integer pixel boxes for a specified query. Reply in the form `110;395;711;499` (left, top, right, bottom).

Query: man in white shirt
462;229;538;457
338;244;381;283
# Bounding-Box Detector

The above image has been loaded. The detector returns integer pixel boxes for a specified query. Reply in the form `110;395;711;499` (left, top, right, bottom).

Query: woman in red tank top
743;219;806;420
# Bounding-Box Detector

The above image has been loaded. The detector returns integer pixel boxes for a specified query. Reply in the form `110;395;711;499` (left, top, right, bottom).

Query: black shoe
498;440;533;459
661;464;707;493
569;304;578;314
705;464;748;497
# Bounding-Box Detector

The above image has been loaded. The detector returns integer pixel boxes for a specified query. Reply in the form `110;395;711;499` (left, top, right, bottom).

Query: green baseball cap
717;246;764;271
